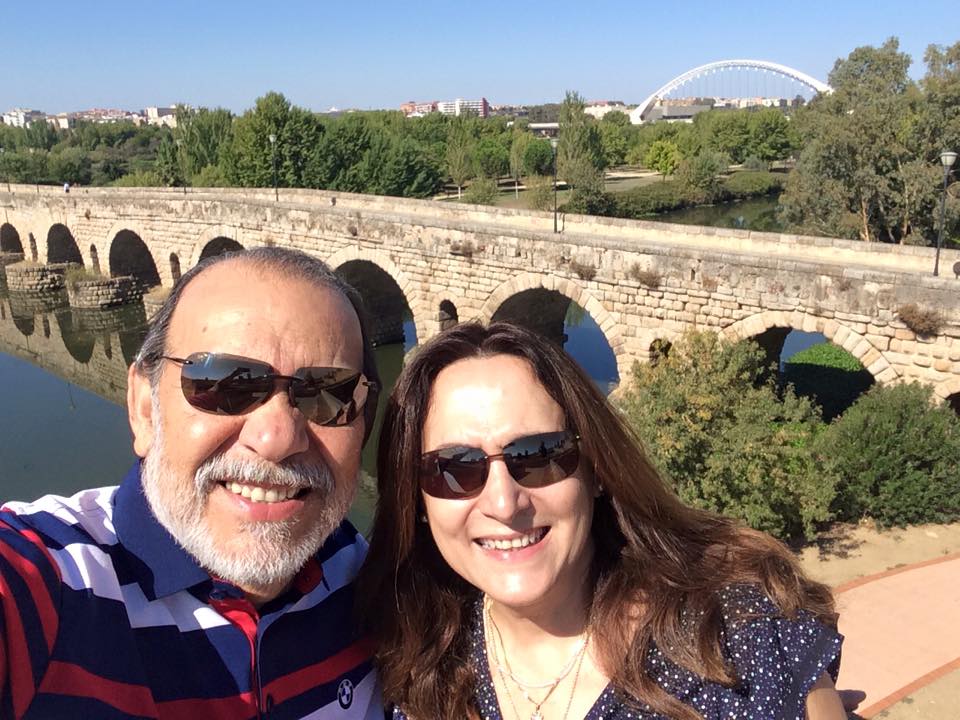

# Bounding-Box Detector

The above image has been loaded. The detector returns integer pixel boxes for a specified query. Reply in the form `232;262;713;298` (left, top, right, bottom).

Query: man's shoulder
315;519;368;590
1;486;120;548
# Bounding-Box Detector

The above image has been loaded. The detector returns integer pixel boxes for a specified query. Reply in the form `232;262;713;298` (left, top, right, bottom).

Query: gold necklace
484;596;590;720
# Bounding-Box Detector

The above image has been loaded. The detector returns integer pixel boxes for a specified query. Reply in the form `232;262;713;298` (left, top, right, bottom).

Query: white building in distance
2;108;45;127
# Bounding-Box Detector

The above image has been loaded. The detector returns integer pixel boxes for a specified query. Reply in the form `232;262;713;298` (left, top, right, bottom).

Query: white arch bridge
630;59;832;124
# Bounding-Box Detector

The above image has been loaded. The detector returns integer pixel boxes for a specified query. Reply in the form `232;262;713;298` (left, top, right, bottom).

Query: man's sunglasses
419;430;580;499
160;352;378;426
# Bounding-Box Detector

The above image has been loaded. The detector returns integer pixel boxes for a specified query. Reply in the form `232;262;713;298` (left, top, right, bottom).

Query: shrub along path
797;523;960;719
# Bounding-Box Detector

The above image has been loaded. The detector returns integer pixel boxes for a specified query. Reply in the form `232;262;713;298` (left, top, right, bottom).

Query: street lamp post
550;137;559;233
934;150;957;277
268;133;278;202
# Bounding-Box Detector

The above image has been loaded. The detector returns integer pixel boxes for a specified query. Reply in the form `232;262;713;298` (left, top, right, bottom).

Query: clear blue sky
5;0;958;114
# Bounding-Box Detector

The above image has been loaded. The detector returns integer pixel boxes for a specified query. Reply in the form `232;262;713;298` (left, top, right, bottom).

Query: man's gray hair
134;246;381;439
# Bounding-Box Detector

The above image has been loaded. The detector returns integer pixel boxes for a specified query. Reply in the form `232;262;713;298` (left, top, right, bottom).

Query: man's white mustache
195;454;333;493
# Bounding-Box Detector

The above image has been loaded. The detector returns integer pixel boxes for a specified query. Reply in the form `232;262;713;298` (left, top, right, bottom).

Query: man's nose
236;389;309;462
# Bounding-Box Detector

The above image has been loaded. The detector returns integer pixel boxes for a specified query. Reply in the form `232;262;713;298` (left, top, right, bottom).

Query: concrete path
834;553;960;718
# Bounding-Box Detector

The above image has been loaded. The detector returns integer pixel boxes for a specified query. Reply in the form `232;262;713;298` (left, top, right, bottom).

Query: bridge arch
325;246;425;347
630;59;832;124
199;236;245;262
721;310;897;384
189;226;246;270
479;272;626;383
47;224;83;265
109;229;161;289
935;377;960;414
0;223;24;255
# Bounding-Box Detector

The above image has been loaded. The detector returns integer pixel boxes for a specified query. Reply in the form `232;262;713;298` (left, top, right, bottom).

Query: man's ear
127;364;156;458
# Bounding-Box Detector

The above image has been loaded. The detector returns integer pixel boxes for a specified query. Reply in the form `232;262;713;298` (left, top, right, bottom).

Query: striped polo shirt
0;464;382;719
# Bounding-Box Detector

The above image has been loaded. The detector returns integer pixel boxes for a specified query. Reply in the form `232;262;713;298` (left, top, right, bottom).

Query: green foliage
643;140;682;178
49;147;92;185
64;265;100;290
742;155;768;171
619;331;832;539
557;91;606;189
783;343;874;421
509;131;533;183
175;106;233;177
676;150;729;202
111;170;162;187
474;137;509;179
601;110;631;127
463;177;500;205
155;136;184;186
816;383;960;526
526;175;554;211
780;38;960;244
598;122;628;167
445;123;474;196
722;170;785;199
191;164;229;187
523;139;554;176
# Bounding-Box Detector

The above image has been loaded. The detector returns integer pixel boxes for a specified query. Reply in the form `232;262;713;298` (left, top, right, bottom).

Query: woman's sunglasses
419;430;580;499
160;352;378;426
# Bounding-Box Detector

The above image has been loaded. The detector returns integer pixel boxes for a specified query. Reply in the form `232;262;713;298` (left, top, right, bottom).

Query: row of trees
781;39;960;245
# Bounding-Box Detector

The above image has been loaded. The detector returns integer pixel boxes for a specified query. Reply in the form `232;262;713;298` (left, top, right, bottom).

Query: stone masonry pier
2;184;959;405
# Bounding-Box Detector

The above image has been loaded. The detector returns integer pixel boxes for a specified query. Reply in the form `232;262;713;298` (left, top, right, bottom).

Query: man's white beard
140;412;356;593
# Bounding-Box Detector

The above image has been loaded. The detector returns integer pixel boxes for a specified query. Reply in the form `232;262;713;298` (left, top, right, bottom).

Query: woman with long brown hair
358;321;846;719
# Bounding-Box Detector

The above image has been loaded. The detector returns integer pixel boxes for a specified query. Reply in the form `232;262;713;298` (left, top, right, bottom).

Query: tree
779;38;944;244
522;139;554;176
445;126;474;199
49;148;92;185
619;331;832;539
176;106;234;179
509;131;533;197
677;150;728;201
598;122;628;167
746;108;795;162
643;140;682;179
155;136;184;186
600;110;631;127
474;137;509;179
557;91;606;190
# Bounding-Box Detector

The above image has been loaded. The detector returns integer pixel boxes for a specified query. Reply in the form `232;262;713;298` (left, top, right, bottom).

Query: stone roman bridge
2;184;959;408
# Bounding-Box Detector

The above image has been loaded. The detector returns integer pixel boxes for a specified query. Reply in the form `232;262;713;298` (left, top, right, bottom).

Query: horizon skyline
5;0;958;116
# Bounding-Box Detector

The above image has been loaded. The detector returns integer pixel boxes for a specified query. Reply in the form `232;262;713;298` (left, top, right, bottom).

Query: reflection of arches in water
110;230;161;288
28;233;38;262
47;224;83;265
42;316;51;339
89;245;101;274
115;304;149;366
102;333;113;360
335;260;415;347
12;312;35;337
0;223;24;254
170;253;182;284
949;393;959;417
56;309;96;364
199;237;244;262
0;270;8;300
439;299;458;331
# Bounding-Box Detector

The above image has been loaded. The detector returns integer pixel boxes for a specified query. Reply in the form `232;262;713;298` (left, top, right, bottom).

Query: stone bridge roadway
1;185;959;407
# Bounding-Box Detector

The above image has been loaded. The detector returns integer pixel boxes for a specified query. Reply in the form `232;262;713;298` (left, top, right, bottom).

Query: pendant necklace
484;595;590;720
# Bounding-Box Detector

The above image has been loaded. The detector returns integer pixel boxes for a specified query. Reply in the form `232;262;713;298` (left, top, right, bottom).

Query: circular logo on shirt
338;678;354;709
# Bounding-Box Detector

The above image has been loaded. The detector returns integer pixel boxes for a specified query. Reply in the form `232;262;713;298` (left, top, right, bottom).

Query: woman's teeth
478;528;547;551
225;482;299;503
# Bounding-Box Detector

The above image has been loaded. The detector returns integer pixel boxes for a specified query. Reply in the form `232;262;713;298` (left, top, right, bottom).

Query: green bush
612;180;691;217
463;178;500;206
782;343;874;421
722;170;785;199
816;383;960;526
112;170;163;187
619;331;833;539
526;175;554;211
64;265;100;291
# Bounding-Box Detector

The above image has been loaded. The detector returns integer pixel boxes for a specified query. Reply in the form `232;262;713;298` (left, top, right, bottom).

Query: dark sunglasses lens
179;352;272;414
504;431;579;487
294;368;367;425
420;447;488;498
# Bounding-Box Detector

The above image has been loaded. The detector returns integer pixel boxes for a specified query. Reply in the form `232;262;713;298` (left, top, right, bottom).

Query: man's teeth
478;528;547;551
226;482;300;503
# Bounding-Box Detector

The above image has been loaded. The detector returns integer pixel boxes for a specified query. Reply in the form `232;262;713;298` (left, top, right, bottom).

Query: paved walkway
834;553;960;718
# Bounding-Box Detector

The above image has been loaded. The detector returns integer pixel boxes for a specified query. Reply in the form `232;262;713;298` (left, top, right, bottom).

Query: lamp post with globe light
550;137;559;233
934;151;957;277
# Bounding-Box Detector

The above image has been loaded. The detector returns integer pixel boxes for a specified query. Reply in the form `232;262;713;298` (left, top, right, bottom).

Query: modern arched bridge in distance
1;184;958;409
629;59;832;124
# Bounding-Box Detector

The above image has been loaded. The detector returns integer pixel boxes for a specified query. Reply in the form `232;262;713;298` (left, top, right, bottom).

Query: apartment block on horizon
1;108;45;127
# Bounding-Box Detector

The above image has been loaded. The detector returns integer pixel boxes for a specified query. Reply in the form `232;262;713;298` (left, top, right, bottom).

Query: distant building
2;108;45;127
145;106;178;128
436;98;489;118
584;100;627;119
46;113;75;130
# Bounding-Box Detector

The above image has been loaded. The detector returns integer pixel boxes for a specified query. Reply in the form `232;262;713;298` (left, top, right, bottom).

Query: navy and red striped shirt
0;464;382;719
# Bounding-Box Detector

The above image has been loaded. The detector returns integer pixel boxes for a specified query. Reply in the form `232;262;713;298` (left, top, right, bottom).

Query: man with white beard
0;247;384;719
